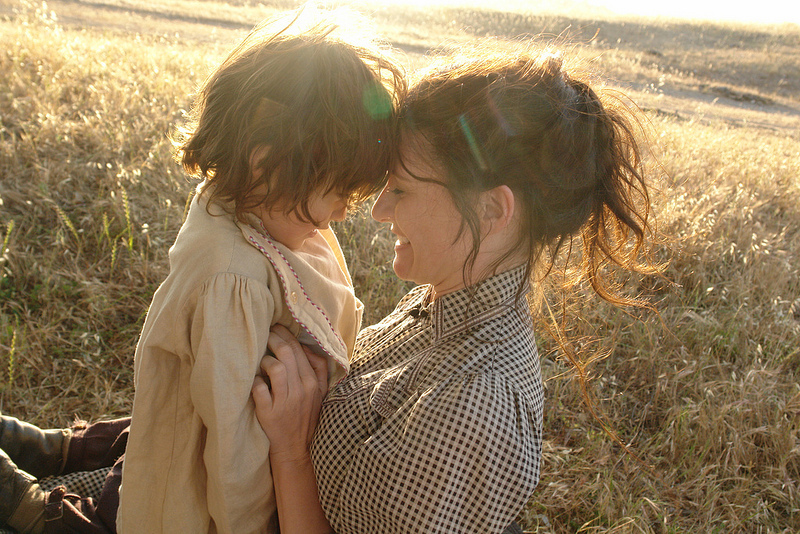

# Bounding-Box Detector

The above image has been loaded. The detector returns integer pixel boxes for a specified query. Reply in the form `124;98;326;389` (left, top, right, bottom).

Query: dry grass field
1;0;798;532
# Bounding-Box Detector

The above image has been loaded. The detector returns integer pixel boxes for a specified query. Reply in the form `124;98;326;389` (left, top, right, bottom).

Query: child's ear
479;185;516;235
249;146;270;181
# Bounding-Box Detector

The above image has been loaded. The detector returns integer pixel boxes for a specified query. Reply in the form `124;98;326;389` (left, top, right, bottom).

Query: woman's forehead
395;142;442;181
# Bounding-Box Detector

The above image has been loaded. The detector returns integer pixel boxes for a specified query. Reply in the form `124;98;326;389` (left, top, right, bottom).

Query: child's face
254;189;348;250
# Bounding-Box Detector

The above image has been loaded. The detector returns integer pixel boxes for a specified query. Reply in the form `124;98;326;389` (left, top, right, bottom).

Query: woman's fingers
262;325;331;409
253;326;331;457
258;353;286;401
268;325;321;392
267;326;308;384
303;346;329;398
252;374;273;427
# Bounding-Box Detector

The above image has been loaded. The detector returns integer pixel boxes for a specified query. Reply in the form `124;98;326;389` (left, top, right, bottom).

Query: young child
117;10;403;534
0;7;404;534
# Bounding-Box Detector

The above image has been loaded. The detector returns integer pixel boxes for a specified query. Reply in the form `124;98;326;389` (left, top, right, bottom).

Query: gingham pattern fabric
40;466;111;500
311;266;544;533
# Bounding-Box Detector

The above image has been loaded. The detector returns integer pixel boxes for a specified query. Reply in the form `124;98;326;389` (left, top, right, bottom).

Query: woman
254;45;654;533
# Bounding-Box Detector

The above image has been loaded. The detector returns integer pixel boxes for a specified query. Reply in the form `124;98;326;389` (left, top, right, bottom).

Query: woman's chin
391;256;412;282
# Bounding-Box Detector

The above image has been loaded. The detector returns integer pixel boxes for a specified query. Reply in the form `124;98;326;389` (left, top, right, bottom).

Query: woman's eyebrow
390;169;413;185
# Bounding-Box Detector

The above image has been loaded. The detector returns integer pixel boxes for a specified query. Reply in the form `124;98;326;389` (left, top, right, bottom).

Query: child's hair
399;45;654;305
177;7;405;222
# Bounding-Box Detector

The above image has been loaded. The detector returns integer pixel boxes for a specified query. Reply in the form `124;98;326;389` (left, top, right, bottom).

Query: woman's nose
371;187;393;222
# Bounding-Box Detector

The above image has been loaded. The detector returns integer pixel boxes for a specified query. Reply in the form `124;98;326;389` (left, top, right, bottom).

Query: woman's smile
371;149;474;296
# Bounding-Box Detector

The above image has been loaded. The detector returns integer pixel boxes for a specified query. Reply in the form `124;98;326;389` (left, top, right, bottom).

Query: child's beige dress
117;187;361;534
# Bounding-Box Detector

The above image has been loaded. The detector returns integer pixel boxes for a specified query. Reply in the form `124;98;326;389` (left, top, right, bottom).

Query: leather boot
0;414;69;480
0;448;46;534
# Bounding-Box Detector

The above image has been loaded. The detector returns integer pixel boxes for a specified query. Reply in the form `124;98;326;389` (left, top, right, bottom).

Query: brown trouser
43;418;129;534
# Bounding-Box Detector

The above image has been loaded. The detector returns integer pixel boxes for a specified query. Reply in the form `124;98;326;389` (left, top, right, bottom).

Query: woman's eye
389;188;403;195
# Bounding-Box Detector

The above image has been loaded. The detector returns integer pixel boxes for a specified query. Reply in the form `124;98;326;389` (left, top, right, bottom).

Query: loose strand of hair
542;287;656;475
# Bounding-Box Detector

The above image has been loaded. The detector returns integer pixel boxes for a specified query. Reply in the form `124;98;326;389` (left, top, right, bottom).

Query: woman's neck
431;259;527;301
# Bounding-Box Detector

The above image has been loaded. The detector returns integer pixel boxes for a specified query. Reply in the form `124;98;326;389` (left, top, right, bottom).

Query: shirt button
290;291;298;304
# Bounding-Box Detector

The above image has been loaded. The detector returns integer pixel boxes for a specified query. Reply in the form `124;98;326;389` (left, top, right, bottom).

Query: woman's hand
251;325;333;534
252;324;329;462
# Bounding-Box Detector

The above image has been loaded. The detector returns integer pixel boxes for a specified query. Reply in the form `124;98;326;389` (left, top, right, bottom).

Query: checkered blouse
311;266;543;533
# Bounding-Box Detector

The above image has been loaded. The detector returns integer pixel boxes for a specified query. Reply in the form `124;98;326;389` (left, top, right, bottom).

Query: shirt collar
424;265;530;339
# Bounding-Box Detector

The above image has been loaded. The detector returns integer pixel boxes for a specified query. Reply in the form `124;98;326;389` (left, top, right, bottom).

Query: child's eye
389;187;403;195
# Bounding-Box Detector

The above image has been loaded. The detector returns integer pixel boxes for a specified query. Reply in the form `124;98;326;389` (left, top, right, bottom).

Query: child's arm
252;325;332;534
188;276;277;533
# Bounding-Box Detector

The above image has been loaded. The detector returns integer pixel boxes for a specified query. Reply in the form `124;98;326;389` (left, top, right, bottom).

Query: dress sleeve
187;273;277;534
329;374;542;533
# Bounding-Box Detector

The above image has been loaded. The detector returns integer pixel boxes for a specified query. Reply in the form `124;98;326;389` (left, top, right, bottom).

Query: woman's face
371;148;474;296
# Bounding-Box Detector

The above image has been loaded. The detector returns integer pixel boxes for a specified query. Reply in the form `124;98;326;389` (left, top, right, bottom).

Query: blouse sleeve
327;373;542;533
187;273;277;534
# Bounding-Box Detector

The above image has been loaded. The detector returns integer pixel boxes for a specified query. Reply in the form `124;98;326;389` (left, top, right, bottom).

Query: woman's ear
479;185;516;235
249;145;270;181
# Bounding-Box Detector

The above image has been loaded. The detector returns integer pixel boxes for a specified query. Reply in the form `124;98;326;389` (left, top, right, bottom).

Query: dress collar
417;265;530;339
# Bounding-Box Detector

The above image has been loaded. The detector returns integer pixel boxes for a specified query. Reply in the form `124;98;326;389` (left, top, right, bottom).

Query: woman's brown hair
400;46;655;306
177;7;406;222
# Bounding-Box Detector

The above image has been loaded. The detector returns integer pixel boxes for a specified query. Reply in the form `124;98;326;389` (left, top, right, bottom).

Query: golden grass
1;1;798;532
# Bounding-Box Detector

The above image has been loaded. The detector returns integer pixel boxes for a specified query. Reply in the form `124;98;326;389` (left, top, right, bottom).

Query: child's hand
252;325;328;463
